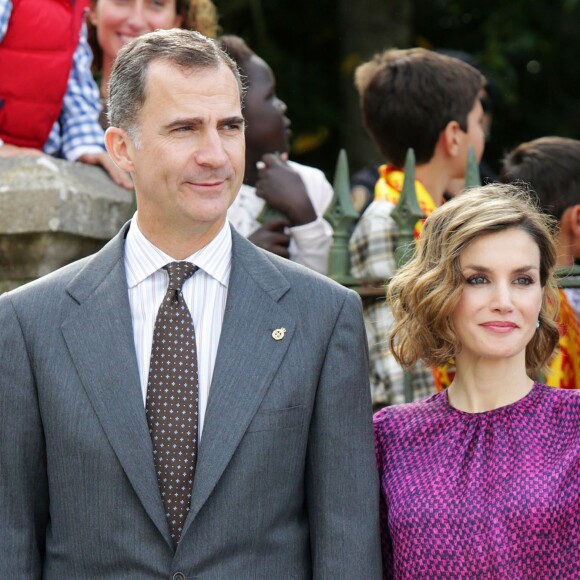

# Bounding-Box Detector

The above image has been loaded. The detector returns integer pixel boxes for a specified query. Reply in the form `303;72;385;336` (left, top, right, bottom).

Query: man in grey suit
0;29;382;578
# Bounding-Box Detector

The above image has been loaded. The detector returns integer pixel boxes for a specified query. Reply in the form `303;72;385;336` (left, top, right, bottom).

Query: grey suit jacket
0;224;382;579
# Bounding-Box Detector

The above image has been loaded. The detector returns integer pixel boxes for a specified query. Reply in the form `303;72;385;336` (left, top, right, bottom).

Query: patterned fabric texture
350;169;438;406
374;383;580;579
363;298;439;407
146;261;199;545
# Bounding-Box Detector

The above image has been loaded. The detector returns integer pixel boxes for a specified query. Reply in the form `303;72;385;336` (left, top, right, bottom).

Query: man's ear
442;120;462;157
105;127;135;174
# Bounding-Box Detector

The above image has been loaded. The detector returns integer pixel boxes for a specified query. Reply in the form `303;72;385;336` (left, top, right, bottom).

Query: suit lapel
183;232;295;533
60;227;173;548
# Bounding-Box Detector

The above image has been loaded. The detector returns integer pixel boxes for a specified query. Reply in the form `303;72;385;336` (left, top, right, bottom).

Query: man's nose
194;131;228;167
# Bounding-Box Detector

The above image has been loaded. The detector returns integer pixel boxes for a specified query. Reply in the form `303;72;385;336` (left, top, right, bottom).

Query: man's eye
224;122;244;132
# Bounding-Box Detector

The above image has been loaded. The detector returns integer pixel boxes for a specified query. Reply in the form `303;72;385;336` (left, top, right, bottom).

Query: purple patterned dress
374;382;580;579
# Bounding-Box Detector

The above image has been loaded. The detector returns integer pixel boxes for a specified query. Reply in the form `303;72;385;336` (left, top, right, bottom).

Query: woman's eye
514;276;534;285
466;275;488;285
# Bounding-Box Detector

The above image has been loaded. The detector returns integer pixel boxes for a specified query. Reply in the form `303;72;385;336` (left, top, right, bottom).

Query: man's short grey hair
107;29;244;145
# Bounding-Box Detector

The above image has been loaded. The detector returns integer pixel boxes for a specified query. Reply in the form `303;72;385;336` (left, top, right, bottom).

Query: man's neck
135;214;227;260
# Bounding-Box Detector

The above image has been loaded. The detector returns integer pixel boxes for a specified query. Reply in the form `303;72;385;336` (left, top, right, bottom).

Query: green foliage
217;0;342;174
414;0;580;172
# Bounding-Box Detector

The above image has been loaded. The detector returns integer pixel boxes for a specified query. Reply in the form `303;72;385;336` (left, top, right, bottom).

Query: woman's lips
480;321;518;333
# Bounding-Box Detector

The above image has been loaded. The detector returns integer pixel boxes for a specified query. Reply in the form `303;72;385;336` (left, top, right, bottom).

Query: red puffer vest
0;0;89;149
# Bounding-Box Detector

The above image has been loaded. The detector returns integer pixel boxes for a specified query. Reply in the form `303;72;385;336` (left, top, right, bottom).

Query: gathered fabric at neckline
437;380;541;420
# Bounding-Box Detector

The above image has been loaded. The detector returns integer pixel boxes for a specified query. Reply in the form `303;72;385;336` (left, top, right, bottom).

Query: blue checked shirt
0;0;105;160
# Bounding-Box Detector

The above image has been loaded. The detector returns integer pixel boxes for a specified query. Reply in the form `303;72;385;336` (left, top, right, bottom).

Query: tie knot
164;261;198;292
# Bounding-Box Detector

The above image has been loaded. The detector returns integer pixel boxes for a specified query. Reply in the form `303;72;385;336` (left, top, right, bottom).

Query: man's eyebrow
162;116;245;131
163;117;203;131
218;116;245;128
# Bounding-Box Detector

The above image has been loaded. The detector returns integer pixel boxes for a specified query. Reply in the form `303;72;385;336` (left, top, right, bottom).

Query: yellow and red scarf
544;290;580;389
374;165;436;240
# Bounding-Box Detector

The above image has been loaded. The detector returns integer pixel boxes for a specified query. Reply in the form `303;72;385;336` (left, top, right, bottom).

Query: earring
536;320;540;329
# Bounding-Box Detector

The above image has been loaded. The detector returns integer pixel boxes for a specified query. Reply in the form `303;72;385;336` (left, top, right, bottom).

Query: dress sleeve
374;415;394;579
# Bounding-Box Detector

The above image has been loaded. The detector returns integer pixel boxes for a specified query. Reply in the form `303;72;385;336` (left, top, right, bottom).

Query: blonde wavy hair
388;183;560;378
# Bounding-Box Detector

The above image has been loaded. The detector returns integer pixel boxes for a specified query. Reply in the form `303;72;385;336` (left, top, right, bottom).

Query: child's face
459;97;486;173
242;55;291;162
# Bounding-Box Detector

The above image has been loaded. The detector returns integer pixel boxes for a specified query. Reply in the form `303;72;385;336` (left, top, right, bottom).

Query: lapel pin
272;327;286;341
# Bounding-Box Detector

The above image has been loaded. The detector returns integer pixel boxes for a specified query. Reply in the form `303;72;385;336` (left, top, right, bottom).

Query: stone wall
0;157;133;293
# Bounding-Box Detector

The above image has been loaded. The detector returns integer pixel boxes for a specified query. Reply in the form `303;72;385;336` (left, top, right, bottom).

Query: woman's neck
447;355;534;413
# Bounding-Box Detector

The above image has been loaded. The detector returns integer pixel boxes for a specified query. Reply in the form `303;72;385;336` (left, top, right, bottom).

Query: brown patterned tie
146;261;199;546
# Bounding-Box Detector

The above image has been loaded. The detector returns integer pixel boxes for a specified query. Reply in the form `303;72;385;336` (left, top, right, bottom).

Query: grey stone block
0;156;133;289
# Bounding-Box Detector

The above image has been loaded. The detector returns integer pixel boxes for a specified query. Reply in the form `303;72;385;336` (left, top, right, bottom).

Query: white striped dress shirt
124;216;232;440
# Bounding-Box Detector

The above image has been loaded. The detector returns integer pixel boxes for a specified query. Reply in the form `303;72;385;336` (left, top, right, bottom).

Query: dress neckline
440;381;541;419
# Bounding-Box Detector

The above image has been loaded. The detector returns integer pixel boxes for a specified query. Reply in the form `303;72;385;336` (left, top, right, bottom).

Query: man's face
119;60;245;250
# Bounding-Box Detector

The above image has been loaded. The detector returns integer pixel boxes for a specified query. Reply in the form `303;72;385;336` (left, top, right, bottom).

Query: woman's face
90;0;182;64
242;54;291;161
451;227;543;367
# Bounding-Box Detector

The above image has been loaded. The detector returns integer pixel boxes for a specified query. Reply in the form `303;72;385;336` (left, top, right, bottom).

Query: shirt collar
124;213;232;289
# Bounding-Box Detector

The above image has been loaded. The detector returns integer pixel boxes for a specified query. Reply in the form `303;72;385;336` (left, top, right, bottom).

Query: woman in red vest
0;0;132;188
